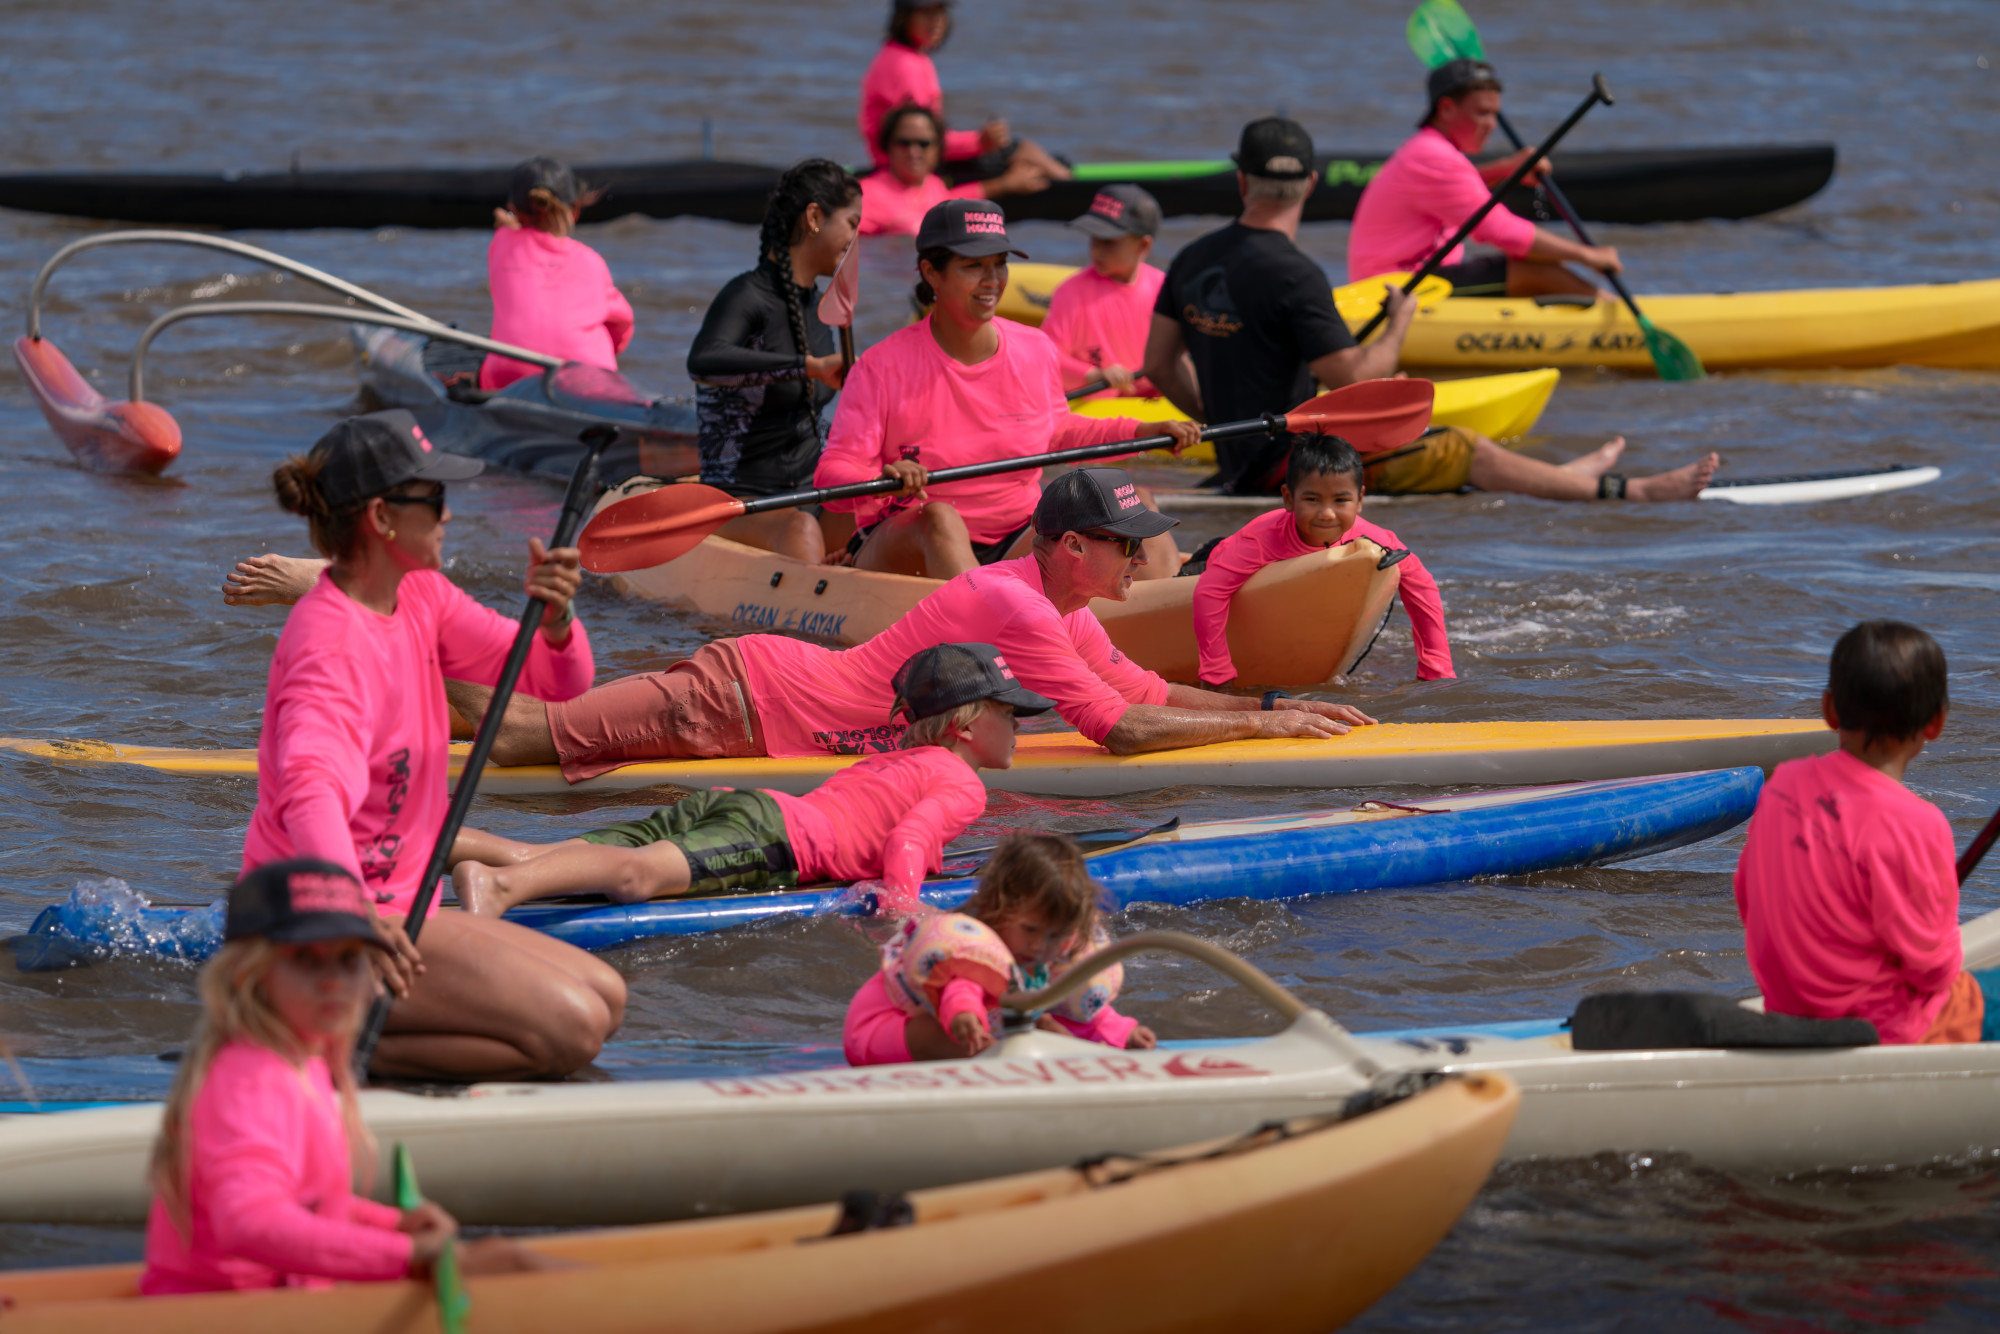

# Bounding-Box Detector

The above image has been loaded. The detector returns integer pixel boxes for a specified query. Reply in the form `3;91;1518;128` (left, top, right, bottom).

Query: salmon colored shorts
547;639;766;784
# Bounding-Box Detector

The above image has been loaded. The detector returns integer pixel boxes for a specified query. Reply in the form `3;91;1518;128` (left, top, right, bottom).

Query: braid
756;158;859;445
783;277;825;444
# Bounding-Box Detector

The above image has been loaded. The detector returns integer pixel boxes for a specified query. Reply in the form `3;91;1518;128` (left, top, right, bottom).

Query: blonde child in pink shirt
480;157;635;391
1735;621;1997;1045
142;860;544;1294
1193;434;1454;685
450;643;1054;915
1042;184;1167;399
846;831;1156;1065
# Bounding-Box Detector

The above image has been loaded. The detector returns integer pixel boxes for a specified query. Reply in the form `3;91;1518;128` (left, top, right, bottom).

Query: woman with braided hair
686;158;863;563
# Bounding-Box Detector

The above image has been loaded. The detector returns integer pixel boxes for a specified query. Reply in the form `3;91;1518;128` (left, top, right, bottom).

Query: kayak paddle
1066;377;1112;401
1959;806;2000;885
394;1142;469;1333
351;425;615;1078
1353;73;1615;344
1404;0;1704;381
818;239;859;370
579;379;1437;573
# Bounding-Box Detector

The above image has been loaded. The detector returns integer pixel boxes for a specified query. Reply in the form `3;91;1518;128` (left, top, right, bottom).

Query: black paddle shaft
1353;73;1614;342
351;425;616;1079
1959;807;2000;885
1489;109;1651;326
734;413;1290;518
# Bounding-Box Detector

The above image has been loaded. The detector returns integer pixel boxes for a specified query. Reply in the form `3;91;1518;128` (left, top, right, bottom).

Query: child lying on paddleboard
1736;620;1996;1044
449;642;1051;915
846;831;1156;1065
141;860;546;1294
1192;433;1455;685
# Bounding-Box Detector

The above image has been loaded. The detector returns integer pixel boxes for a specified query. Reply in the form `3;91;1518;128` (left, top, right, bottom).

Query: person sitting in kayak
140;860;548;1294
1192;434;1453;685
688;158;861;563
1145;116;1718;500
858;0;1071;193
1043;184;1168;400
1347;58;1618;301
454;467;1376;783
447;643;1049;917
248;411;624;1080
847;832;1156;1064
479;156;634;391
826;198;1197;578
858;104;1050;238
1735;621;1997;1044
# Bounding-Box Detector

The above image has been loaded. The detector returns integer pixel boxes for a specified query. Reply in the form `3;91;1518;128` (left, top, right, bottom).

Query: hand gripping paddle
578;379;1437;573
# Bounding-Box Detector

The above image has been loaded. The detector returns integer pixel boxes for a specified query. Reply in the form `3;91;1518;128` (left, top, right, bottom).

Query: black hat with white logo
1033;466;1179;540
915;198;1029;259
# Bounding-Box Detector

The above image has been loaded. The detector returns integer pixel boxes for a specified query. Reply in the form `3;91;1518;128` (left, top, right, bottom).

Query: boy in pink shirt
1193;434;1453;685
1348;59;1621;300
480;157;635;391
1042;184;1167;399
1735;621;1996;1044
451;643;1054;914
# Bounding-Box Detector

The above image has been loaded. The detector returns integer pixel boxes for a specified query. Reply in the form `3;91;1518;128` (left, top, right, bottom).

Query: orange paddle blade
1281;379;1435;453
578;483;747;573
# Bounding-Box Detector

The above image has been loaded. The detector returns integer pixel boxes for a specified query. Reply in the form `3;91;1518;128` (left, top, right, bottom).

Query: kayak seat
1531;293;1597;308
822;1188;915;1237
1569;991;1879;1050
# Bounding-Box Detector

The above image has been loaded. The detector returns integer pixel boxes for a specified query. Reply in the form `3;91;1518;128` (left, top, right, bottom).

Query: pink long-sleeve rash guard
1192;507;1454;684
1040;264;1166;398
1346;127;1539;282
814;318;1146;545
241;569;594;917
140;1040;411;1294
765;746;988;895
480;227;636;391
857;41;985;170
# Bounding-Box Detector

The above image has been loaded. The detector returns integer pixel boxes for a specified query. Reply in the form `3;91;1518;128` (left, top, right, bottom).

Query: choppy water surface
2;0;1999;1325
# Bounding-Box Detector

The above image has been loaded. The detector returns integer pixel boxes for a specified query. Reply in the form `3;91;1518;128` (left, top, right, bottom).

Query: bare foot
223;554;326;606
453;861;508;917
1626;452;1721;502
1558;436;1627;481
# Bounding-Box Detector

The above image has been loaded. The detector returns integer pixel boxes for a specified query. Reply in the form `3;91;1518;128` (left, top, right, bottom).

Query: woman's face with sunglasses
374;482;451;570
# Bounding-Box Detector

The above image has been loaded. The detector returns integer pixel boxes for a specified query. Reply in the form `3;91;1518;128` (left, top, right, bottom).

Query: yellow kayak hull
1398;278;2000;372
1000;262;1450;330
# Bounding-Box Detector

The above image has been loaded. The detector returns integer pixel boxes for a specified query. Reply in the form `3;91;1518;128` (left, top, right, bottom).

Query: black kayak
0;144;1834;231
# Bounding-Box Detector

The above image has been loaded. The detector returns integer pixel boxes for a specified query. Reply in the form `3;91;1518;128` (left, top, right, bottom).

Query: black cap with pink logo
226;859;392;951
310;409;484;509
891;643;1055;722
1034;466;1179;541
914;198;1030;259
1071;184;1162;240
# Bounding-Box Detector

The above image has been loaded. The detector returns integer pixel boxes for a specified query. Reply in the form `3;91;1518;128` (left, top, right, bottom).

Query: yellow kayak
1076;367;1560;460
1000;262;1450;330
1397;278;2000;372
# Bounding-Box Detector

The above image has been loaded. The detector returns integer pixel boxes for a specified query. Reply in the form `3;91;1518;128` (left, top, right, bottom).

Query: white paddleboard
1699;465;1940;505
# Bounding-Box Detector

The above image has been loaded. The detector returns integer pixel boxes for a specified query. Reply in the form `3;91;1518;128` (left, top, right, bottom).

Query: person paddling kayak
822;199;1198;578
1043;185;1169;400
688;159;861;562
1146;116;1717;501
479;157;634;391
858;104;1051;238
247;411;622;1080
1347;59;1618;300
858;0;1071;188
456;467;1375;782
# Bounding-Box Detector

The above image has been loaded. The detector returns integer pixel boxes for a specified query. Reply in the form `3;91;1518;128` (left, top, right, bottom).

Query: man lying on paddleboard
1144;117;1718;501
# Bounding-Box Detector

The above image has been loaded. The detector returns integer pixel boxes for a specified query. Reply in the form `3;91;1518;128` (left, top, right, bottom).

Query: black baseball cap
509;156;579;215
915;198;1029;259
1071;184;1162;240
1231;117;1316;181
892;642;1055;721
226;859;391;952
1033;466;1179;541
310;409;483;509
1425;58;1502;121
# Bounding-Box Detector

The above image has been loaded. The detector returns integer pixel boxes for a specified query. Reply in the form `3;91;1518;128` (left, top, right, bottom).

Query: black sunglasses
892;136;936;149
382;485;445;516
1079;530;1144;558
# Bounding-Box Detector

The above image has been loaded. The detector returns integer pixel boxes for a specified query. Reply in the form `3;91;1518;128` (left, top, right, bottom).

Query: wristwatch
1261;690;1291;711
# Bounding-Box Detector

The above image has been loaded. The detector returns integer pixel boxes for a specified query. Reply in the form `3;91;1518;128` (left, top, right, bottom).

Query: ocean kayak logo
1162;1054;1267;1079
704;1051;1269;1098
1454;330;1644;354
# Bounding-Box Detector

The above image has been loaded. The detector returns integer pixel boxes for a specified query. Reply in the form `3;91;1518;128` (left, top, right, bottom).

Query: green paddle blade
394;1142;471;1334
1637;316;1707;381
1407;0;1483;68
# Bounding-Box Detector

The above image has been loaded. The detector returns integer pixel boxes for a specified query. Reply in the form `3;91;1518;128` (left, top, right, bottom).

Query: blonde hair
148;940;376;1237
1244;174;1315;207
962;832;1103;949
898;699;984;750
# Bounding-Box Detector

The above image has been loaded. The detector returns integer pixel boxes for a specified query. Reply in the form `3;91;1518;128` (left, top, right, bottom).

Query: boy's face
1088;233;1152;283
965;699;1022;769
1282;469;1364;546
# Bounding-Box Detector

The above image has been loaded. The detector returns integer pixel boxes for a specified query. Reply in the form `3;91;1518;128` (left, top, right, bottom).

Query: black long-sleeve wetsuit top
686;258;836;496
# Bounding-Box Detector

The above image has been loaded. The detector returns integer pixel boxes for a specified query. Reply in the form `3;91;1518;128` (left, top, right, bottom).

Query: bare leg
853;502;978;579
1131;484;1180;581
1504;258;1606;300
371;911;623;1081
1466;433;1720;502
817;510;856;559
1624;453;1721;501
713;509;826;565
223;554;326;606
455;839;693;916
903;1010;971;1061
444;680;559;766
449;826;563;869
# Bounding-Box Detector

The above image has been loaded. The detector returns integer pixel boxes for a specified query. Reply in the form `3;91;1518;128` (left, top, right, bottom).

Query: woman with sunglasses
859;105;1049;238
248;410;624;1082
821;199;1197;579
